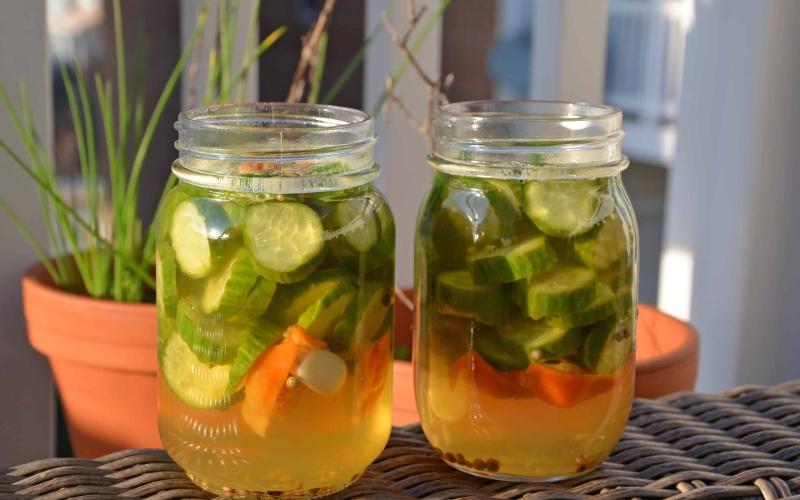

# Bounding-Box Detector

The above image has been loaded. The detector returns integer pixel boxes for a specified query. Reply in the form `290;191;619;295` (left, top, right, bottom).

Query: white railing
605;0;694;126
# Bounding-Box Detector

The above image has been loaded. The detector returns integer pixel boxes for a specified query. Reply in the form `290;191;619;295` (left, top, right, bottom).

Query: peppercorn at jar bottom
417;347;634;480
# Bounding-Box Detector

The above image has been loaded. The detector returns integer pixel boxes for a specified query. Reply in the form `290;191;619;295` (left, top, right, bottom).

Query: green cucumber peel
436;270;510;326
546;283;617;328
512;262;598;320
201;245;259;317
501;318;584;362
226;320;284;393
229;277;278;324
581;315;634;374
176;298;244;366
156;242;178;317
466;233;558;284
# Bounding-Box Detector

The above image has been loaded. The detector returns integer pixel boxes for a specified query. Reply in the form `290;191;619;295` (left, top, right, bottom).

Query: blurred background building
1;0;799;463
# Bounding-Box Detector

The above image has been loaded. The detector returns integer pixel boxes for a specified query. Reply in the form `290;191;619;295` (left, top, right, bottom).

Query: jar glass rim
173;103;378;193
176;102;373;134
431;100;626;179
437;100;621;124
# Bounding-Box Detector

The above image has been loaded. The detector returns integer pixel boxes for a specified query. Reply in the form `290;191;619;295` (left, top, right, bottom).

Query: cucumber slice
327;282;393;354
333;199;382;254
502;319;584;362
201;245;259;317
486;179;524;217
244;202;326;284
472;327;529;372
581;316;634;374
156;242;179;318
574;212;629;272
229;277;278;323
331;200;395;274
177;298;245;366
157;316;176;346
161;332;232;409
512;262;597;320
157;188;189;242
227;320;284;392
222;203;249;228
547;283;617;328
297;280;356;339
169;199;232;278
437;271;510;326
265;270;355;330
466;233;558;284
523;179;606;238
441;178;517;247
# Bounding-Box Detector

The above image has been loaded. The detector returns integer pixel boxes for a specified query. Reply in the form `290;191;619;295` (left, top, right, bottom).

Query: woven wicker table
3;381;800;500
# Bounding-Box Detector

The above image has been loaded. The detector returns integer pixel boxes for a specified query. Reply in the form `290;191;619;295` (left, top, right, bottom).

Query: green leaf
322;5;393;105
236;0;263;102
307;31;328;104
217;25;288;103
0;197;62;285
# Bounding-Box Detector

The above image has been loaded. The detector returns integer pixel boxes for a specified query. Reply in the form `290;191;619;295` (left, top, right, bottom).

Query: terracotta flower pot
634;303;700;398
22;262;161;458
391;289;700;424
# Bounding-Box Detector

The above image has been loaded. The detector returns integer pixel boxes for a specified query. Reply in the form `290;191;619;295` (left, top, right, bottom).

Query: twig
385;75;432;150
381;1;453;151
286;0;338;103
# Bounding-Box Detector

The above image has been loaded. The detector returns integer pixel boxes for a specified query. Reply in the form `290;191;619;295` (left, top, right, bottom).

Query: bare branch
381;0;452;151
381;12;437;90
287;0;338;103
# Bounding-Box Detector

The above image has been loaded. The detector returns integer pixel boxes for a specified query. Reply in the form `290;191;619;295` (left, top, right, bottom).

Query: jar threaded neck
431;100;627;179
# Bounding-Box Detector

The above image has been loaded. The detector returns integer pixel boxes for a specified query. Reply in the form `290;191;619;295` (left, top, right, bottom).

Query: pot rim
23;261;156;312
635;304;699;376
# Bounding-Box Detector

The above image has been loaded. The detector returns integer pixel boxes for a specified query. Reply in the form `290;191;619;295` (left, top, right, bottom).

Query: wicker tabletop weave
3;381;800;500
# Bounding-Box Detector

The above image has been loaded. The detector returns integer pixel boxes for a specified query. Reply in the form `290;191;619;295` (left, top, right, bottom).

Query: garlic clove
295;350;347;396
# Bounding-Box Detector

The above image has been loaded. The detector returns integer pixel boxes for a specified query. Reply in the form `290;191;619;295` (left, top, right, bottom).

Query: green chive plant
0;0;449;303
0;0;284;302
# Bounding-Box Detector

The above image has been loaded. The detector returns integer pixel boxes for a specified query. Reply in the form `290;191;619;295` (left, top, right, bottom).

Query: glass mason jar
414;101;638;481
156;104;395;498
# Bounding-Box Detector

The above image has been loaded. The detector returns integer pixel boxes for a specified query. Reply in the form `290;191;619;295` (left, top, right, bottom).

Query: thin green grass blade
217;25;287;102
8;80;62;258
74;62;103;291
55;64;94;281
236;0;262;102
227;0;239;99
73;62;99;232
19;78;77;288
112;0;129;173
322;4;394;105
203;48;219;106
132;36;149;146
307;31;328;104
219;0;231;101
56;64;89;191
371;0;453;116
0;197;62;284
